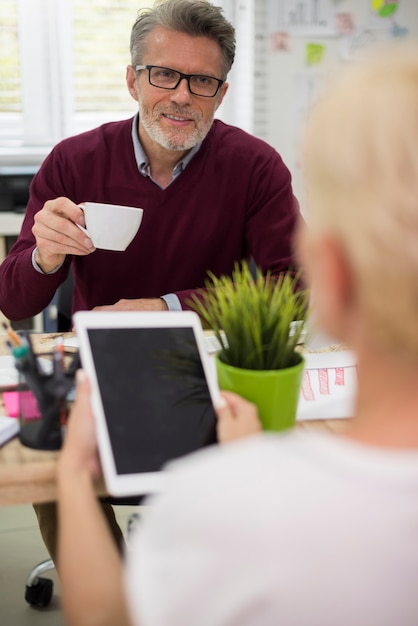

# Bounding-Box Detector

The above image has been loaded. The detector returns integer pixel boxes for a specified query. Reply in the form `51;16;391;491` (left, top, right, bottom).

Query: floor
0;503;140;625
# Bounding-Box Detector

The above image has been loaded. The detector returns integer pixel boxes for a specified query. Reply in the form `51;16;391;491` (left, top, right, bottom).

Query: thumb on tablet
67;369;96;448
74;369;91;411
216;391;262;443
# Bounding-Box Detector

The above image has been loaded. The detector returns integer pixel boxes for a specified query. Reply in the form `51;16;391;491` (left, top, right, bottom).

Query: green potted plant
189;261;309;432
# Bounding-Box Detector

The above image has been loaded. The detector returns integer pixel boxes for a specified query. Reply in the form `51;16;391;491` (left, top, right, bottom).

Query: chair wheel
25;577;53;607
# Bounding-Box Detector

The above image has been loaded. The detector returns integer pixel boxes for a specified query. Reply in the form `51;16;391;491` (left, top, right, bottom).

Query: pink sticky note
3;392;20;418
3;390;40;420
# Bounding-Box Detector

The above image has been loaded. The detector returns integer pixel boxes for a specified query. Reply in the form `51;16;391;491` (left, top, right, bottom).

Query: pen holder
18;374;73;450
16;343;79;451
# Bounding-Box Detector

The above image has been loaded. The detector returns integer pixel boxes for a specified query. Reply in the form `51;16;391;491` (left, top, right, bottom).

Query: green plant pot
215;354;305;432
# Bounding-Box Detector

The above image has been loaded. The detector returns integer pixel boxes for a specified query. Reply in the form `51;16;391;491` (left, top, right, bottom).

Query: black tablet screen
87;327;217;475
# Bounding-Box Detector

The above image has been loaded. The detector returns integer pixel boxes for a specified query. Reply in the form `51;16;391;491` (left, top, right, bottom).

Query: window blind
62;0;144;136
0;0;150;149
0;0;20;113
0;0;22;144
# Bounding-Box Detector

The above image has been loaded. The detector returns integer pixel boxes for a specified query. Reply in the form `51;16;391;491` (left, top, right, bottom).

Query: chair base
24;510;141;608
25;558;54;607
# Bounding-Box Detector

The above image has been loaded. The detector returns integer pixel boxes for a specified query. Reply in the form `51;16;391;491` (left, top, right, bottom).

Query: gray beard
139;103;214;151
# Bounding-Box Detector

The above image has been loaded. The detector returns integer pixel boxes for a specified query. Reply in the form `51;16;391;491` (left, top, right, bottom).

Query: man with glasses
0;0;301;562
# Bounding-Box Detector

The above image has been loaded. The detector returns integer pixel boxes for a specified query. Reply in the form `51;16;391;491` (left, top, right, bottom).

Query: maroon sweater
0;118;300;320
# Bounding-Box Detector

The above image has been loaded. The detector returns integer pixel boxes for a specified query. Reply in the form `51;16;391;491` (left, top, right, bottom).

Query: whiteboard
264;0;418;201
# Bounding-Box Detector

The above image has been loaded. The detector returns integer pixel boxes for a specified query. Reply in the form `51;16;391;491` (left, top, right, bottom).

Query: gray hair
130;0;236;79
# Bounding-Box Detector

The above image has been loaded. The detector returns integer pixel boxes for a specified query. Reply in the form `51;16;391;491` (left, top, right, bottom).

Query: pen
66;350;81;377
53;337;65;379
2;322;22;347
21;332;41;374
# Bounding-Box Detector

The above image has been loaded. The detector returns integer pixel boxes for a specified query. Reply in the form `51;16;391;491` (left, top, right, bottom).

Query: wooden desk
0;333;348;507
0;332;78;506
0;438;59;506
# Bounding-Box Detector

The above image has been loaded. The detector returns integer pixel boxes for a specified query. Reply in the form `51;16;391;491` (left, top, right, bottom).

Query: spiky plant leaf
189;262;309;370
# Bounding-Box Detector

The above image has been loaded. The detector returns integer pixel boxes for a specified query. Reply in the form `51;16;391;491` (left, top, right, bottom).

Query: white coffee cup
77;202;143;251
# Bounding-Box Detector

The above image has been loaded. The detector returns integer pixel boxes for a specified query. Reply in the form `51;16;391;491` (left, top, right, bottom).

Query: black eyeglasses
135;64;224;98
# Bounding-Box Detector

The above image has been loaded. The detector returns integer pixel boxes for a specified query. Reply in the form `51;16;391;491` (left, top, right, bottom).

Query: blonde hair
303;42;418;358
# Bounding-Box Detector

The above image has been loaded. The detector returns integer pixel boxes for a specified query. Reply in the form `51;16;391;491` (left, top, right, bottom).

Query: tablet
73;310;221;497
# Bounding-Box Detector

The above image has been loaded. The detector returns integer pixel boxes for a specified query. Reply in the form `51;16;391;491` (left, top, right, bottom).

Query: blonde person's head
303;42;418;360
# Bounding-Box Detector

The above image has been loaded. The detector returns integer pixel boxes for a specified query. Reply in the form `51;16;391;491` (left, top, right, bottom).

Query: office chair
56;270;73;332
25;513;142;607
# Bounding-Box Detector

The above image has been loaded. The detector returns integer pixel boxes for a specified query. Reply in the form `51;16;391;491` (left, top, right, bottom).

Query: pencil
2;322;22;347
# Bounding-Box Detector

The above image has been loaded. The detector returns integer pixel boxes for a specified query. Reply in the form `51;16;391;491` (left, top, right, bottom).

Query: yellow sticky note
371;0;383;10
306;43;325;66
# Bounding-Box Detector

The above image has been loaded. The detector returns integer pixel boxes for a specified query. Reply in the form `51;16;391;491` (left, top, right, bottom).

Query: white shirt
125;430;418;626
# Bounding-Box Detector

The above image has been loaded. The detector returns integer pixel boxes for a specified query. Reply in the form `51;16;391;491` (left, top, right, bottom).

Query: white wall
263;0;418;202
